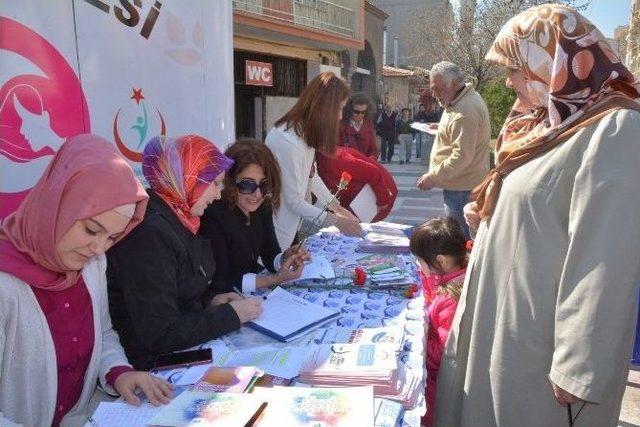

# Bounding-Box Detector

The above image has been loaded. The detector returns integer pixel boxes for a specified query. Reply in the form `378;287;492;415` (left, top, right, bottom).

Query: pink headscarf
0;134;148;291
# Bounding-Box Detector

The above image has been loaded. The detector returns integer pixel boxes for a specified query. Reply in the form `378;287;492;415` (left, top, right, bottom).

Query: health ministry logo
113;87;166;162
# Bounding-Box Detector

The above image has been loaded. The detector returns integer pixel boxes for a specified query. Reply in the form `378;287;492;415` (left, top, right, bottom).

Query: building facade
232;0;365;139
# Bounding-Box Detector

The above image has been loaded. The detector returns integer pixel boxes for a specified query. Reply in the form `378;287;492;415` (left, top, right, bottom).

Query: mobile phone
153;348;213;371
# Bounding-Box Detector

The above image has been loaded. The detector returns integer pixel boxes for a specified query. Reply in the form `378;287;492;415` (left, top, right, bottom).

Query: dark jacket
396;118;415;135
375;110;398;140
107;191;240;370
199;201;281;293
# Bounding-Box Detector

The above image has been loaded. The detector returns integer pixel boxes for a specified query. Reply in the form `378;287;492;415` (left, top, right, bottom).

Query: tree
403;0;590;90
479;77;517;139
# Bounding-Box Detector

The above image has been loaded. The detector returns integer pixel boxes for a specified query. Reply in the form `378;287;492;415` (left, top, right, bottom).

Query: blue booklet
247;287;340;342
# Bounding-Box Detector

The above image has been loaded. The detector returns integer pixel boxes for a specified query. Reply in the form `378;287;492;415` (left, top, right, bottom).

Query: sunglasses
235;178;271;195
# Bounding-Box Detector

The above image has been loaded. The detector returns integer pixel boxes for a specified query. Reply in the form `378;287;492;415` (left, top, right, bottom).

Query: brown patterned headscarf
473;4;640;219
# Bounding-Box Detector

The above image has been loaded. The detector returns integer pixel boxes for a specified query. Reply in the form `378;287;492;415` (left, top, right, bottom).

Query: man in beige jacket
417;61;490;236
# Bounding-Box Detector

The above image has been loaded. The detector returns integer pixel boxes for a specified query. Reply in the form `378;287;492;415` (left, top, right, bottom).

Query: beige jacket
428;83;491;191
435;109;640;427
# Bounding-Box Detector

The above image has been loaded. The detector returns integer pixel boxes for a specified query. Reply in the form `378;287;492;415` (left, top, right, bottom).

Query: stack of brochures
369;221;414;237
298;343;421;408
247;287;340;342
300;326;405;352
357;232;411;254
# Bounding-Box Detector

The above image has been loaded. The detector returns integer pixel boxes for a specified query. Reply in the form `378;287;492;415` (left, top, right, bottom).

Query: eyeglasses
235;178;271;195
353;110;367;115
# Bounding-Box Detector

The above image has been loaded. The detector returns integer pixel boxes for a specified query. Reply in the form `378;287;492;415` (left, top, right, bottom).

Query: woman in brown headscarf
434;5;640;427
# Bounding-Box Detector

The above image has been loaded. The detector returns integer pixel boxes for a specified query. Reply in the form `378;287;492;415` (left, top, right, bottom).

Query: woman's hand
276;252;306;283
282;246;311;265
551;381;580;406
330;207;362;236
229;298;263;323
463;202;481;235
209;292;242;307
114;371;173;406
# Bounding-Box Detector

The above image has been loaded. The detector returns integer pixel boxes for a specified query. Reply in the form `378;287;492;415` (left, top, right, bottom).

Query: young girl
409;216;469;427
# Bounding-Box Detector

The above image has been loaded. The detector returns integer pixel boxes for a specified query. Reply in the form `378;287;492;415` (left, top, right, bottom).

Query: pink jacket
422;268;465;427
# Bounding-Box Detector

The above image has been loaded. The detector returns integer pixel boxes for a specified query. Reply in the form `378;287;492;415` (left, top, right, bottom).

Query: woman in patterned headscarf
107;135;263;370
434;5;640;427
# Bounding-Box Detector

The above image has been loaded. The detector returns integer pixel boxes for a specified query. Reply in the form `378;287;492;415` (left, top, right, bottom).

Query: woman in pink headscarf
0;134;172;427
435;4;640;427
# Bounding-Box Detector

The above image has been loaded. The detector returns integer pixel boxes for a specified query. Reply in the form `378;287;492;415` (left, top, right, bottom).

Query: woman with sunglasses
200;140;309;294
339;93;379;158
106;135;262;370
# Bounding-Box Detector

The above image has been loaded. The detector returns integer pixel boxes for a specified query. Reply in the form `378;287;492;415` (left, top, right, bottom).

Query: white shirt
265;125;333;249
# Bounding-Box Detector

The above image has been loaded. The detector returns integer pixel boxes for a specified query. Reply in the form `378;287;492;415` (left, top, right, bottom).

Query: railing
233;0;356;39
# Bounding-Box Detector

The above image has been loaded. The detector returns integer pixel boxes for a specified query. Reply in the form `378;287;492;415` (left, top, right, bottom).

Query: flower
465;239;474;251
353;266;367;286
409;283;419;293
294;170;353;249
404;288;415;298
340;171;352;185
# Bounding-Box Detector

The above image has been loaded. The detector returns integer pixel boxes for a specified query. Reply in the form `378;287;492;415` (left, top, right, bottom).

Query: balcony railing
233;0;356;39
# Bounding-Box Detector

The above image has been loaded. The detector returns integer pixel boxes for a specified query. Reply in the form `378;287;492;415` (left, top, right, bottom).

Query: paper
169;345;307;381
87;402;161;427
149;391;266;427
287;255;335;283
410;121;438;135
252;385;375;426
350;184;377;223
248;287;339;341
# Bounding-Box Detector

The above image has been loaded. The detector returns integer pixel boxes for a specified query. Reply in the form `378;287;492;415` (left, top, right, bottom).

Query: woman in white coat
435;4;640;427
265;72;362;249
0;134;172;426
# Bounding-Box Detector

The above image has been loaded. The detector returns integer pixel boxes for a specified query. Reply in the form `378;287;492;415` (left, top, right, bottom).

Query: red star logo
131;88;145;105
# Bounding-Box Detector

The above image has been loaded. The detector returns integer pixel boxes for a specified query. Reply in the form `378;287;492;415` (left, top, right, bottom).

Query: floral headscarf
473;4;640;219
142;135;234;233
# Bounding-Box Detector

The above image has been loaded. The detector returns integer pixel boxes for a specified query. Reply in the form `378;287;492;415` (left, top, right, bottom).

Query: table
91;228;427;426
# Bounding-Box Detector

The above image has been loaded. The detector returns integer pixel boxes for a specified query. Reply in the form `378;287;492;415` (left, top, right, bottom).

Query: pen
232;286;246;299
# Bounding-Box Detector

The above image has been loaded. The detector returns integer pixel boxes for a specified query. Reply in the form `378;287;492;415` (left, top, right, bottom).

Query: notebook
247;286;340;342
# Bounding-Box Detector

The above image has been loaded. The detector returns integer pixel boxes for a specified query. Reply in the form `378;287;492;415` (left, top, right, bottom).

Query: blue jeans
443;189;471;238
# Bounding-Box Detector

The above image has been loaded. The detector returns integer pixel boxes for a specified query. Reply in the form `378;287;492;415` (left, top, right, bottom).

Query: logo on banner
113;87;166;162
245;61;273;86
0;17;90;219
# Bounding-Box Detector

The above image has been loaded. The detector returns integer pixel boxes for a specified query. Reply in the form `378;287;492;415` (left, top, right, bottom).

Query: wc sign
245;60;273;86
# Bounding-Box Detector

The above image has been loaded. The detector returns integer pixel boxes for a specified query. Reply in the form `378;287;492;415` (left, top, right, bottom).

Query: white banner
0;0;234;219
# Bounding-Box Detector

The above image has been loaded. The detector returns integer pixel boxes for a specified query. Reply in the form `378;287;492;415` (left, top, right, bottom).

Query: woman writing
0;135;171;426
435;5;640;426
265;72;362;249
200;139;309;293
107;135;262;370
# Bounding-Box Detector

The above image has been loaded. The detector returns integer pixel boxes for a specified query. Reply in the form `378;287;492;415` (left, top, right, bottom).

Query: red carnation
340;171;352;184
353;266;367;286
465;239;474;251
404;288;415;299
409;283;419;293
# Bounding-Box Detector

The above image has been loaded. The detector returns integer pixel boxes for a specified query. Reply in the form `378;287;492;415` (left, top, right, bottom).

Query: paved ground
382;152;640;426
